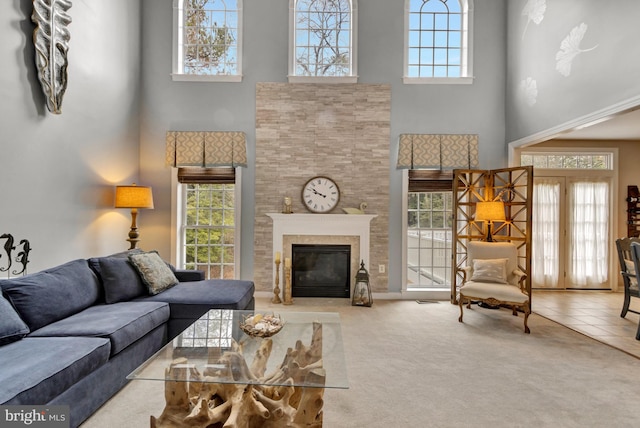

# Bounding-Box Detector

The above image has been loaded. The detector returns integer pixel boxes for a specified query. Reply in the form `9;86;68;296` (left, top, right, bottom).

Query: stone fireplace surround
267;213;377;297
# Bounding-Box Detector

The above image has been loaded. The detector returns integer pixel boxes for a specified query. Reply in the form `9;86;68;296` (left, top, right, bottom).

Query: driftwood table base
150;322;326;428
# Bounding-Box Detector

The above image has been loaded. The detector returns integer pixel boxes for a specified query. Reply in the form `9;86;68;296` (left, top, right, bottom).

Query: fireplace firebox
292;244;351;298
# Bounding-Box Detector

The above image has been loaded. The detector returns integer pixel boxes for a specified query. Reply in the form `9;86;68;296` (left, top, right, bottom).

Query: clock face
302;176;340;213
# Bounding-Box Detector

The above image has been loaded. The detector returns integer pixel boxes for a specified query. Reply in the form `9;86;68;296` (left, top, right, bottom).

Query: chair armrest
174;269;205;282
512;269;527;291
457;266;472;283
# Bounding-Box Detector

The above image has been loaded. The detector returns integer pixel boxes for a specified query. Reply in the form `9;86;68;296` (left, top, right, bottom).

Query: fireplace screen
292;244;351;298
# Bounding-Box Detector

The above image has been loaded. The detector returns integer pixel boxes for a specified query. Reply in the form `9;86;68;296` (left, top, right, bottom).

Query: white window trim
170;168;242;278
171;0;244;83
402;0;474;84
288;0;358;83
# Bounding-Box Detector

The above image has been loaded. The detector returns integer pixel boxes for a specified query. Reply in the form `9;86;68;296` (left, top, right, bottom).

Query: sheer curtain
532;181;560;287
568;181;609;286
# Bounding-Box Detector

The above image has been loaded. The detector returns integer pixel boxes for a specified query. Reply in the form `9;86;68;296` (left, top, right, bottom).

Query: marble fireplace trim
266;213;377;295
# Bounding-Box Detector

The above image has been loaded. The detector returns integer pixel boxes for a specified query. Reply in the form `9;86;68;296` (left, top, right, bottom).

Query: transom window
173;0;243;82
404;0;473;84
289;0;357;82
520;152;613;170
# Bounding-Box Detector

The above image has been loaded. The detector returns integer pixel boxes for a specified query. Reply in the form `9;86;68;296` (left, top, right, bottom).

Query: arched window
404;0;473;84
289;0;357;82
172;0;243;82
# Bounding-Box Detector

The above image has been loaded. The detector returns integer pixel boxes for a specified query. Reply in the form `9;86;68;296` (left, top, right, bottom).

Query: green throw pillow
128;251;179;295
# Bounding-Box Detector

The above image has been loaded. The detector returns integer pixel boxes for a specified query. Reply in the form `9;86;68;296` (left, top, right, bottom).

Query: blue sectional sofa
0;251;254;427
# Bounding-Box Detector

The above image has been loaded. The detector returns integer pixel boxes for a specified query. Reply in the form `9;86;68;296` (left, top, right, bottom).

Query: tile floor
533;290;640;359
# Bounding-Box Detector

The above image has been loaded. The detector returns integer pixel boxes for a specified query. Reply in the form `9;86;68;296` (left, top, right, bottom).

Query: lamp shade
114;184;154;209
475;201;505;222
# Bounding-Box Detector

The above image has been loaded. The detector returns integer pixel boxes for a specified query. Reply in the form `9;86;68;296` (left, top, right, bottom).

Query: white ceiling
557;108;640;140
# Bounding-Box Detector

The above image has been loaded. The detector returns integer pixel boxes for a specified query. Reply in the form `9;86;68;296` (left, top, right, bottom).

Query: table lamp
475;201;506;242
115;183;154;249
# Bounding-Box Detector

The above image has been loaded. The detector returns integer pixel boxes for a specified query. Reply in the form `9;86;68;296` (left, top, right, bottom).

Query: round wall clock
301;176;340;213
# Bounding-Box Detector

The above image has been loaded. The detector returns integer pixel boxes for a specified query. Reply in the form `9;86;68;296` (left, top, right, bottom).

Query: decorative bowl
240;313;285;338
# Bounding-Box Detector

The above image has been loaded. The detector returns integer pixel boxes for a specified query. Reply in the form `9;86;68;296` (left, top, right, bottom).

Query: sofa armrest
174;269;205;282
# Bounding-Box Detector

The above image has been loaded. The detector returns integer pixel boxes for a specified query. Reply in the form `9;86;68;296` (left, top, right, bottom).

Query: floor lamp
475;201;506;242
115;183;154;249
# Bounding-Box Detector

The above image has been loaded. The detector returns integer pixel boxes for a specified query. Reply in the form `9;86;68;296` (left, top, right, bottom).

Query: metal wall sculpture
0;234;32;278
32;0;72;114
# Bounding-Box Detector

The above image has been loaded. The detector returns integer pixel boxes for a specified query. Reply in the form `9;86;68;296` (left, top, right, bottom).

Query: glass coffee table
128;310;348;427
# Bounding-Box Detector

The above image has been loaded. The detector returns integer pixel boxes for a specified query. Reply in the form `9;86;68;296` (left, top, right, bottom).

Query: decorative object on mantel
283;257;293;305
301;176;340;213
352;260;373;307
283;196;293;214
114;183;154;250
343;202;368;214
32;0;72;114
0;234;32;278
272;252;282;303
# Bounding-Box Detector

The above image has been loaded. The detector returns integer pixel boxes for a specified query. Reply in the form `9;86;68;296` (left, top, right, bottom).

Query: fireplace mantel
267;213;377;290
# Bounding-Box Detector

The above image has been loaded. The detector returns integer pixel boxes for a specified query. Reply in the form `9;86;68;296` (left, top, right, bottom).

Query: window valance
397;134;479;170
165;131;247;168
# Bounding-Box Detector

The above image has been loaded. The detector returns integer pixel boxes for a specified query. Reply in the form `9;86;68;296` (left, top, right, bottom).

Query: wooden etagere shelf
626;185;640;238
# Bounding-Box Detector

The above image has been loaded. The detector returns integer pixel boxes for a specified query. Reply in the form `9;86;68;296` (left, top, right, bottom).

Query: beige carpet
81;297;640;427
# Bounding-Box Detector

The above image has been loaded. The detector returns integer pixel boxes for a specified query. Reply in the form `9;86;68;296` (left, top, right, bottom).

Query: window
289;0;357;82
522;148;616;290
173;0;242;82
176;167;240;279
406;171;453;289
404;0;473;84
520;152;612;170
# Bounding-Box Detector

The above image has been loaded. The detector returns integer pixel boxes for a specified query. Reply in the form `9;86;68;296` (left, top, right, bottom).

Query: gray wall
138;0;508;291
0;0;142;272
505;0;640;143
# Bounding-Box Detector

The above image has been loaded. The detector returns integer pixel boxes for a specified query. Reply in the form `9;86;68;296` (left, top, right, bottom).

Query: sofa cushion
0;293;29;345
28;301;169;357
129;251;179;295
1;259;101;331
98;257;147;303
136;279;255;318
0;336;110;405
87;249;144;283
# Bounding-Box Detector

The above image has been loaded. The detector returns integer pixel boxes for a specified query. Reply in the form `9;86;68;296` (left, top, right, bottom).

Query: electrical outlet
378;264;385;273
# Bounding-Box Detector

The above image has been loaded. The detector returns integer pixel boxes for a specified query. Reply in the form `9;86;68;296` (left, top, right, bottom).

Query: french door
532;176;611;289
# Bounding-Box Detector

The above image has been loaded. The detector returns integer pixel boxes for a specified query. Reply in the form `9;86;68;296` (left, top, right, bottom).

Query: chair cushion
98;257;147;303
0;293;29;345
460;282;529;304
1;259;101;331
28;302;169;357
129;251;179;295
0;336;110;405
470;258;508;284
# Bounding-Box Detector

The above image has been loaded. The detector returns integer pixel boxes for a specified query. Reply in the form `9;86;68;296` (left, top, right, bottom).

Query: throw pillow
128;251;179;295
470;258;508;284
98;257;148;303
0;292;30;345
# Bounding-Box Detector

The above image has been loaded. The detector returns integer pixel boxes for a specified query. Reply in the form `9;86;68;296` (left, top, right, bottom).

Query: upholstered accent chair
615;237;640;319
457;241;531;333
